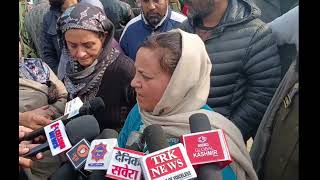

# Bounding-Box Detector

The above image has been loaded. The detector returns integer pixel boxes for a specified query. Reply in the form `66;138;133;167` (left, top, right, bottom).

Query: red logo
77;144;89;158
145;146;187;179
183;130;226;165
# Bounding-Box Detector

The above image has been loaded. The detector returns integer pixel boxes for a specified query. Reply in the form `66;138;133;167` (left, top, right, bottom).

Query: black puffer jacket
180;0;281;141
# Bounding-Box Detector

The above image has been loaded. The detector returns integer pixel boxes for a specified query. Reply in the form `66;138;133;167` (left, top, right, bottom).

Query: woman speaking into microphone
118;29;258;180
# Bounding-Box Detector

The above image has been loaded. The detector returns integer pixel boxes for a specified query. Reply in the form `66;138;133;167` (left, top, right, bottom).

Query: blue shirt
118;104;237;180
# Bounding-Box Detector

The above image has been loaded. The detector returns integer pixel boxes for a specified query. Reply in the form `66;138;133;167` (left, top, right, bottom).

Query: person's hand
19;143;43;168
19;126;33;139
32;105;55;119
19;110;53;130
19;126;43;168
19;126;46;143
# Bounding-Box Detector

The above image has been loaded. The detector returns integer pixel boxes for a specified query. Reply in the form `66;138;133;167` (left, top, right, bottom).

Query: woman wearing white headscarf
118;29;258;180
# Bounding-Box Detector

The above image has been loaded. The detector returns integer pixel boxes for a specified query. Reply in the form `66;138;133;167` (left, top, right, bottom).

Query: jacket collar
141;6;171;30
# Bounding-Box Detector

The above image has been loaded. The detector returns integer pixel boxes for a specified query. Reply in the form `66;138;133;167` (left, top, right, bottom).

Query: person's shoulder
111;51;135;73
119;14;143;41
126;104;141;123
169;10;187;23
123;15;143;32
202;104;214;111
129;104;139;115
42;9;55;23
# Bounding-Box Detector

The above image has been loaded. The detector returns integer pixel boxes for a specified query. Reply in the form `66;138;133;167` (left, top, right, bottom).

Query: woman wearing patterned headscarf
57;2;136;132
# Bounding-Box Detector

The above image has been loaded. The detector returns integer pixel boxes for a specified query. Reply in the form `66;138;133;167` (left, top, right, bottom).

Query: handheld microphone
181;113;232;179
140;124;197;180
22;115;100;157
86;129;119;180
106;146;145;180
21;97;105;142
84;129;118;171
125;131;144;152
143;124;169;153
50;162;79;180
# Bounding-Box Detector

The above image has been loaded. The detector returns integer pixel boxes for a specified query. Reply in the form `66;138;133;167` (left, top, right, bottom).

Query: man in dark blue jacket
180;0;281;141
119;0;186;60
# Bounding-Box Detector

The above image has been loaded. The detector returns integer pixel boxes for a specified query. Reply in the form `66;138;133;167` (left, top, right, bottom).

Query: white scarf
140;29;258;180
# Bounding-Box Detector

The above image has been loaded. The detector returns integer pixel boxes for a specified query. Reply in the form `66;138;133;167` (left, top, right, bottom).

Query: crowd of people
19;0;299;179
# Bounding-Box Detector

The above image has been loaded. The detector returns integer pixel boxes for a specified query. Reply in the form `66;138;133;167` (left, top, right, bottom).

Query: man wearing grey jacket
250;6;298;180
180;0;281;141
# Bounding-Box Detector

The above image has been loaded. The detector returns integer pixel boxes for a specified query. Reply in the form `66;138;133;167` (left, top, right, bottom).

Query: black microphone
140;124;198;180
189;113;222;180
53;130;115;180
50;162;78;180
125;131;144;151
22;115;100;157
21;97;105;142
142;124;169;153
87;129;119;180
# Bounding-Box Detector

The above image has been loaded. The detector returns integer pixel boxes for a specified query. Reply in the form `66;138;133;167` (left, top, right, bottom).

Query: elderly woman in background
19;37;67;124
19;38;67;180
57;3;136;132
118;29;258;180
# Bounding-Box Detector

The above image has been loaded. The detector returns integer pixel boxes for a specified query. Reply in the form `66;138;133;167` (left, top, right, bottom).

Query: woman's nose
131;75;140;88
75;48;87;59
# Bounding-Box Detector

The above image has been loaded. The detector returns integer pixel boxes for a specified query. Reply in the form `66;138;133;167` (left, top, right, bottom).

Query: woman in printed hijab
19;37;67;120
57;2;136;132
118;29;258;180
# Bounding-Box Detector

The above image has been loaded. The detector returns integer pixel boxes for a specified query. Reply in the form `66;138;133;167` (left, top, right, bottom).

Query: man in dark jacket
180;0;281;141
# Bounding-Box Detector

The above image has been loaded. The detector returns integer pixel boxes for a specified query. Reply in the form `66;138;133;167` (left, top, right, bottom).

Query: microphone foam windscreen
125;131;143;151
90;97;105;112
143;124;169;153
66;115;100;144
95;129;118;139
189;113;212;133
79;103;91;116
50;162;78;180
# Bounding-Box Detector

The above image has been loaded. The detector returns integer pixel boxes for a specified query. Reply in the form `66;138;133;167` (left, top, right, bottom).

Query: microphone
86;129;119;180
143;124;169;153
84;129;118;171
125;131;144;151
140;124;197;180
60;129;118;180
21;97;105;142
22;115;100;157
105;131;145;180
106;146;145;180
181;113;232;179
50;162;79;180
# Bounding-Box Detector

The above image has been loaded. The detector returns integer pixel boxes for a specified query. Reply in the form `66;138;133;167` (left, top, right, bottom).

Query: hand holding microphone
20;97;105;143
19;126;44;168
21;115;100;158
19;110;53;130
